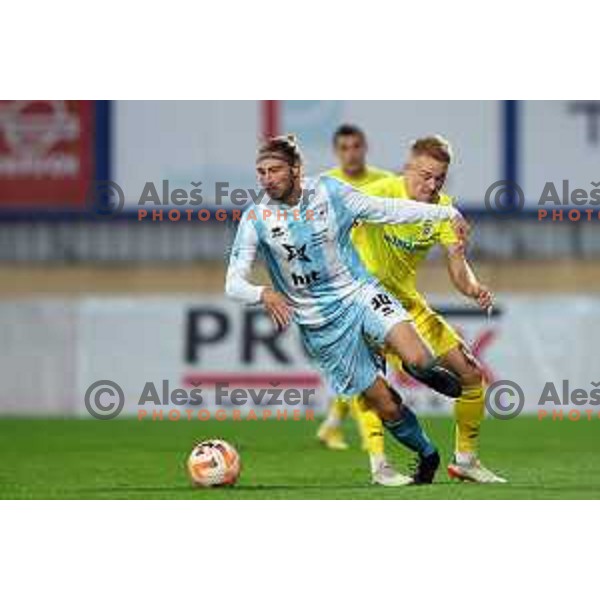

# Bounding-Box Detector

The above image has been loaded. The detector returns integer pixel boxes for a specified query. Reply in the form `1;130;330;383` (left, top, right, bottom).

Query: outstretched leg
384;322;462;398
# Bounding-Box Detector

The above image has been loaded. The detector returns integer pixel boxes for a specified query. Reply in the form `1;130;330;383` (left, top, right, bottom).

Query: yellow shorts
386;304;461;372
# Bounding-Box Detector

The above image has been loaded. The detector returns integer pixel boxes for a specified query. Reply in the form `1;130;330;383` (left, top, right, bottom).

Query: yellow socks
350;395;385;455
321;396;386;465
454;384;485;461
325;397;350;428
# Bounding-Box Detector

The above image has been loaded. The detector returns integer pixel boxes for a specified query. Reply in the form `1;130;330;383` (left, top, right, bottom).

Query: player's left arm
435;195;492;310
445;247;493;310
333;179;469;243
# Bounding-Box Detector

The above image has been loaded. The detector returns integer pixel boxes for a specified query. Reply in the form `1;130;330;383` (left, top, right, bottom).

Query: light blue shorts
300;283;410;396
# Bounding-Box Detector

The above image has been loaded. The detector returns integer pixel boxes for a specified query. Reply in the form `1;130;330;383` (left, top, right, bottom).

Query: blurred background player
226;135;467;486
354;135;505;483
317;124;403;485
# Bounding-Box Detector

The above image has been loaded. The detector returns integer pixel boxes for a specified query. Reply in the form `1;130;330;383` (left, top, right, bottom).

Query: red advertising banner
0;100;95;209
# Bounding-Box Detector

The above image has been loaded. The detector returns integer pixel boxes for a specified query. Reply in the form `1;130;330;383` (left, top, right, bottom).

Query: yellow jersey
324;165;395;191
352;175;458;314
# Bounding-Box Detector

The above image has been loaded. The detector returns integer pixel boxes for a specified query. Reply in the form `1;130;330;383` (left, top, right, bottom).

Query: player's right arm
225;215;292;329
225;213;264;304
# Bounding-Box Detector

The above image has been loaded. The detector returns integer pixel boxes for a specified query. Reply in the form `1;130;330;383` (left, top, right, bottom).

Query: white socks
455;451;476;466
369;453;387;473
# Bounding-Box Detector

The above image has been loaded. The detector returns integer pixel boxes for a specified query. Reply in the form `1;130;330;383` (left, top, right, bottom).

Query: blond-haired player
321;132;506;483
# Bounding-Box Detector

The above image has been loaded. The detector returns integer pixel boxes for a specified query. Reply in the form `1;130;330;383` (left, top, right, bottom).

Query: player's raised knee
400;347;431;370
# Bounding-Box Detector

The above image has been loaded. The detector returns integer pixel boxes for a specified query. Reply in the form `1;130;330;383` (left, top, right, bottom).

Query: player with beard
225;135;470;485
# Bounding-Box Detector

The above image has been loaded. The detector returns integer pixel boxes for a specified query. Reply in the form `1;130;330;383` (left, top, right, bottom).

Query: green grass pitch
0;416;598;499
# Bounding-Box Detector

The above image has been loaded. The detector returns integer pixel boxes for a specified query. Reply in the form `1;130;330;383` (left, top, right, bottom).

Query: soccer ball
187;439;241;487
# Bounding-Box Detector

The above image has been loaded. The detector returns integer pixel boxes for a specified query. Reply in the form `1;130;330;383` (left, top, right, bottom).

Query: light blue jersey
225;175;460;395
226;175;457;328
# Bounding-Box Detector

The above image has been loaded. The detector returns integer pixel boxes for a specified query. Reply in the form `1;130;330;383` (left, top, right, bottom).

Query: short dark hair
257;134;303;166
332;124;366;146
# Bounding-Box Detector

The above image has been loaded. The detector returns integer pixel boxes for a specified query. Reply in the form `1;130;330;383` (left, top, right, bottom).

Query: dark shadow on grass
80;484;369;493
75;480;460;494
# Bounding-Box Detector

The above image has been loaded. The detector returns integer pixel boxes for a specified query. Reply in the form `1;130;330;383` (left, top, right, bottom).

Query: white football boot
371;463;413;487
448;458;507;483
